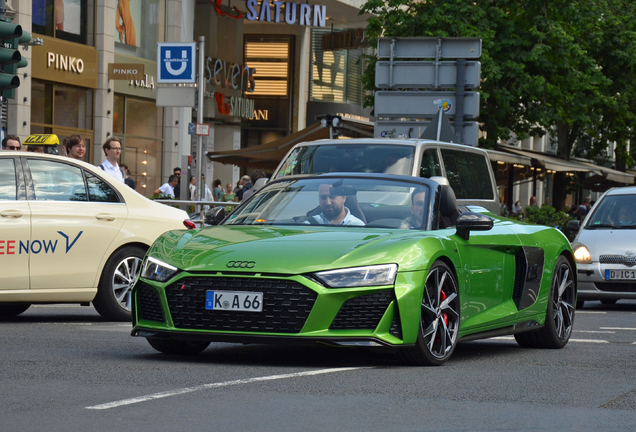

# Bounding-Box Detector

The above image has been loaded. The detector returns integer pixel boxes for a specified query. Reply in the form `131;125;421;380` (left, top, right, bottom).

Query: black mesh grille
137;282;165;323
330;291;394;330
513;249;527;308
594;282;636;293
389;304;402;339
599;255;636;267
165;277;317;333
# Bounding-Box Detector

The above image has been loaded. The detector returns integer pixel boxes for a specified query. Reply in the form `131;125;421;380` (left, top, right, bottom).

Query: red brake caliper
439;290;449;326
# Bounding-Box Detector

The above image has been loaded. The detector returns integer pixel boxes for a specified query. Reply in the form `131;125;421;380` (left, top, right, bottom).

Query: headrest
439;185;458;216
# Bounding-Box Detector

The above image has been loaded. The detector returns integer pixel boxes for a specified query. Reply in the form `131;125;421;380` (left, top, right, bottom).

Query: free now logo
0;231;83;255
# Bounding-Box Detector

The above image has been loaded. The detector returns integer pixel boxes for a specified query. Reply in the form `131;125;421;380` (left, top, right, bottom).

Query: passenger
64;135;87;160
617;205;635;226
401;188;426;229
304;184;365;226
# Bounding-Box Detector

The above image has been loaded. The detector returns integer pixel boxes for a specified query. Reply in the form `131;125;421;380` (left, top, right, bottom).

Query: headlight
312;264;398;288
141;257;179;282
573;245;592;264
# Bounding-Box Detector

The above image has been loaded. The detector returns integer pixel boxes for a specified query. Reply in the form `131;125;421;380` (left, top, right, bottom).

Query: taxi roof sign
23;134;60;145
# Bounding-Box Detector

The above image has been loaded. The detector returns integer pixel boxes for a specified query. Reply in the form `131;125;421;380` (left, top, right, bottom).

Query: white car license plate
605;270;636;280
205;290;263;312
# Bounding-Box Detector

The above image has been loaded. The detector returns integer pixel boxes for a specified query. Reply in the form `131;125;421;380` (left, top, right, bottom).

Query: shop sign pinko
246;0;327;27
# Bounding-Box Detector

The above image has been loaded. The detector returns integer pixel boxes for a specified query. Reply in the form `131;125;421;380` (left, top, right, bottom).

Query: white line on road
489;336;608;343
573;330;615;334
85;367;365;410
576;311;607;314
600;327;636;331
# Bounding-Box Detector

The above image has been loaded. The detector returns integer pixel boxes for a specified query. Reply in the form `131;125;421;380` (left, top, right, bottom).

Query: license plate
205;290;263;312
605;269;636;280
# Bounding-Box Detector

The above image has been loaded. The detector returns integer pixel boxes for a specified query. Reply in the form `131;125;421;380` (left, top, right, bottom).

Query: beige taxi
0;148;193;321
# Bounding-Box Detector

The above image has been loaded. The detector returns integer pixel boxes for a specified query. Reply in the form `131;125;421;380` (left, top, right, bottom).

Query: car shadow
578;300;636;312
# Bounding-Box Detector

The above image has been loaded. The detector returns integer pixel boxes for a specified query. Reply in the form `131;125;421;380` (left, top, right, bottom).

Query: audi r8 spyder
131;173;577;365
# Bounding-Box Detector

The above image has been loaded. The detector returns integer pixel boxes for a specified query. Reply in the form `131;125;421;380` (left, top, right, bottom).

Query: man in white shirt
305;184;365;226
99;138;125;182
154;175;179;198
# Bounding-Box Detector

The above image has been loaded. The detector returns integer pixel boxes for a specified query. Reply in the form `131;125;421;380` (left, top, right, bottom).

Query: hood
576;228;636;261
150;225;436;274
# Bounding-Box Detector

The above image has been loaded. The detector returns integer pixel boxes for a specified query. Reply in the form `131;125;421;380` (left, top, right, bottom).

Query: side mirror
566;219;580;233
456;211;494;240
204;207;225;226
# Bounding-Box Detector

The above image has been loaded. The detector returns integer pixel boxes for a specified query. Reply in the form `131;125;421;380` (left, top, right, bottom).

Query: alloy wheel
552;261;575;340
112;256;143;311
421;265;460;359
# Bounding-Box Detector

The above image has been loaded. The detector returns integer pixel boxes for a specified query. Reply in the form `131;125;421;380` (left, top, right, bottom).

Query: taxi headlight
141;257;179;282
573;245;592;264
313;264;398;288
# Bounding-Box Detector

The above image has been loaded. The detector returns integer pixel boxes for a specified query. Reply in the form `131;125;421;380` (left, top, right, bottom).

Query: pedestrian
528;196;537;207
200;174;213;201
97;137;125;182
63;135;87;160
236;175;253;202
173;167;182;199
120;163;136;190
153;174;179;198
213;179;223;202
188;175;197;200
26;145;46;153
513;200;522;216
2;134;21;151
242;170;266;201
224;182;235;202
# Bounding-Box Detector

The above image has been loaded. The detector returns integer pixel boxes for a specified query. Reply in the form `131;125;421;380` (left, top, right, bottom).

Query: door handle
0;210;23;219
96;213;116;222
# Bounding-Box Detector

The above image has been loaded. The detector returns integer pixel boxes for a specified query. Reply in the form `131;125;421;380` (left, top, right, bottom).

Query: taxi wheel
146;338;210;355
93;246;146;322
0;303;31;318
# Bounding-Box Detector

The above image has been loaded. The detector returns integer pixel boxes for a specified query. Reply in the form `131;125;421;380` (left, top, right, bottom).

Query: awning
207;117;374;170
207;123;329;170
496;145;602;174
485;148;532;166
571;157;635;184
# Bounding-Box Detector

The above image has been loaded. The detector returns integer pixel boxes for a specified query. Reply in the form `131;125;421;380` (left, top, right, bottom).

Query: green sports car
131;174;577;365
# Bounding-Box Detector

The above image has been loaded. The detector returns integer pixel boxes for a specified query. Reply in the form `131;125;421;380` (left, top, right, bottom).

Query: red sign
208;0;242;19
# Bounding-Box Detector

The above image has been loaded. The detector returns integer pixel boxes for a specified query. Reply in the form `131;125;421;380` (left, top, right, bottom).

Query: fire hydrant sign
189;123;210;136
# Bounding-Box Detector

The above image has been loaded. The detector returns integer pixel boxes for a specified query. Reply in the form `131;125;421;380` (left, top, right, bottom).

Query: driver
305;184;365;226
618;205;634;226
400;188;426;229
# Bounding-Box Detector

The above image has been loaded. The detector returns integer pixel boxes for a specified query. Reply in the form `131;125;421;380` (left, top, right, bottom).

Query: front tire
0;303;30;318
515;255;576;349
399;261;460;366
93;246;145;322
147;338;210;355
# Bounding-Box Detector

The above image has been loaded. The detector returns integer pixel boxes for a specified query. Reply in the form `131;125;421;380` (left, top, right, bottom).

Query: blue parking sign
157;42;196;84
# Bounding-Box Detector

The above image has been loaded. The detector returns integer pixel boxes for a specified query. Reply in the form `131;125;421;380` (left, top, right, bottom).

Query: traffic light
0;21;30;99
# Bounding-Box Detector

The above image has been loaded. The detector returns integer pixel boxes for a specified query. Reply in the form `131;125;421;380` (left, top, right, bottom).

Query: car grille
165;277;317;333
330;291;394;330
594;282;636;293
137;282;165;323
389;304;402;339
599;255;636;267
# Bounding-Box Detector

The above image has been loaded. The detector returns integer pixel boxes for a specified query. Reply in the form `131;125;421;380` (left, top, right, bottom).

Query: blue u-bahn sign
157;42;196;84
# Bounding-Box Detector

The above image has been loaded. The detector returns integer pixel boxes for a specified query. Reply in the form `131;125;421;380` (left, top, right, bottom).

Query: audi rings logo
226;261;256;269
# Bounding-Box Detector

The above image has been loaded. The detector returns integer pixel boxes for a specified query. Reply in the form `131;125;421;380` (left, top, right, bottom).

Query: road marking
489;336;608;343
573;330;615;334
600;327;636;331
85;367;364;410
576;311;607;314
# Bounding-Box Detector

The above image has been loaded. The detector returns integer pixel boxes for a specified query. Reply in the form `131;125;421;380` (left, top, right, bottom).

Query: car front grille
137;282;165;323
599;255;636;267
165;277;317;333
389;304;402;339
330;291;394;330
594;282;636;293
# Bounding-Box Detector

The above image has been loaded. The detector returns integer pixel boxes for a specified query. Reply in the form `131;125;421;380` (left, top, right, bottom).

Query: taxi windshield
275;143;415;178
224;176;430;230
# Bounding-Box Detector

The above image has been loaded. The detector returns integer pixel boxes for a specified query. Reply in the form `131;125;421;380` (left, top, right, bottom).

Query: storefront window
112;95;163;196
31;79;94;161
114;0;165;61
32;0;95;46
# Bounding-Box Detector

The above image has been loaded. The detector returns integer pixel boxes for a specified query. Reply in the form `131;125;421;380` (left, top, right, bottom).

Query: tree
360;0;636;210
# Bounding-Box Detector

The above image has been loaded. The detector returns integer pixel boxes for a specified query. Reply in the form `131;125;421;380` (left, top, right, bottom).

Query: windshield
585;194;636;229
224;177;431;230
276;144;415;178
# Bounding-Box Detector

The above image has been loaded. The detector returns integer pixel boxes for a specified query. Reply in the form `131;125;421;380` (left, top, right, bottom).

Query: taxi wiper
586;223;617;229
617;224;636;229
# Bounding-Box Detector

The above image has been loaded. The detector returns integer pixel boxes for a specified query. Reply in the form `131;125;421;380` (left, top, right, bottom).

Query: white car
570;186;636;307
0;152;194;320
